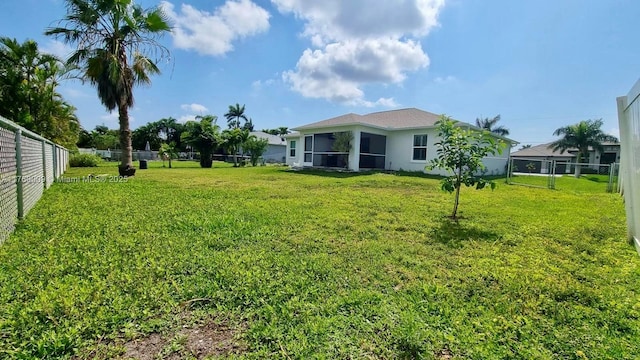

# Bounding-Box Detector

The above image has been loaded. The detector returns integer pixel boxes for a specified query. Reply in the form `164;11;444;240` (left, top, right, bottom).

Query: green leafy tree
224;103;248;129
475;114;509;136
0;37;79;147
427;116;505;219
158;142;178;168
519;144;532;150
46;0;171;176
243;135;269;166
221;128;250;167
331;131;354;169
549;119;618;178
132;122;162;150
181;115;220;168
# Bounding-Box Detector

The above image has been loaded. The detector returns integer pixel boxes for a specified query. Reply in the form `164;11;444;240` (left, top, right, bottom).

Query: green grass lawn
1;162;639;359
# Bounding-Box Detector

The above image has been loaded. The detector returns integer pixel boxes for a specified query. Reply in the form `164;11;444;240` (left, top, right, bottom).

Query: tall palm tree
224;103;248;129
549;119;618;177
475;115;509;136
46;0;171;176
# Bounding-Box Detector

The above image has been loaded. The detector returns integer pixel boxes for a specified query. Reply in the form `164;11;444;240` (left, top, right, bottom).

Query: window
289;140;296;157
412;134;427;161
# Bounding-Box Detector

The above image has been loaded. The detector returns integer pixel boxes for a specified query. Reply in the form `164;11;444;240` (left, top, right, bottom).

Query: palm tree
475;115;509;136
224;103;248;129
221;128;250;167
0;37;79;147
181;115;220;168
46;0;171;176
549;119;618;177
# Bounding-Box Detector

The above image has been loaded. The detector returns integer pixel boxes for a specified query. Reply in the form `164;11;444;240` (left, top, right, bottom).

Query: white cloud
434;75;458;84
40;40;73;60
274;0;444;106
180;103;208;113
161;0;270;56
251;79;275;90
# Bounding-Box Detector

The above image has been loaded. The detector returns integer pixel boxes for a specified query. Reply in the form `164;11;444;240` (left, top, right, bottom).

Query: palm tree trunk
118;102;135;176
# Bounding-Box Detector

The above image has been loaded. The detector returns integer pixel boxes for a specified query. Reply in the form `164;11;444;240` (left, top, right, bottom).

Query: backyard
0;162;638;359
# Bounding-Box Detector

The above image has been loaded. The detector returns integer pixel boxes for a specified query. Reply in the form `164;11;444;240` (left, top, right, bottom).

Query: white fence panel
617;79;640;254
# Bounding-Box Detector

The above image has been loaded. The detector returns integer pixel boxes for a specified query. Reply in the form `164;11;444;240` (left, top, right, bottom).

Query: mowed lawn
1;162;639;359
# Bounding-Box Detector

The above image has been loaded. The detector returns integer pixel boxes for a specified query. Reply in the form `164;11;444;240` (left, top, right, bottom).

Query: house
249;131;287;163
510;142;620;174
284;108;515;175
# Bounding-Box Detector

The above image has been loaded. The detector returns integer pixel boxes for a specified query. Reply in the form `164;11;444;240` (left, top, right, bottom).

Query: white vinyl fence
617;79;640;254
0;116;69;244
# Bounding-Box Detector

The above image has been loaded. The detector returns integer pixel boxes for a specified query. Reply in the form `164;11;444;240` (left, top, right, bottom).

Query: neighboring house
285;108;515;175
511;142;620;174
250;131;287;163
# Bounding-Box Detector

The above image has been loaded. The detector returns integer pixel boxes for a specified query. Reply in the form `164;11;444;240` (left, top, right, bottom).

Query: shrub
69;153;101;167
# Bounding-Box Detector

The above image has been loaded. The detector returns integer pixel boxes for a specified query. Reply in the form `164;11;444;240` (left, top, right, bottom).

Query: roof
511;143;576;158
291;107;516;143
293;108;442;131
250;131;286;146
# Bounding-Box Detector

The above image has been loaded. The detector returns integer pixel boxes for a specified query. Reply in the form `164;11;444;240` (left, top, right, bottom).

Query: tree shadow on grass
429;218;502;248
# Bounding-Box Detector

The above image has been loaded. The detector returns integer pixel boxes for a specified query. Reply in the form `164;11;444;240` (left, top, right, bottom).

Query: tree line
0;37;79;148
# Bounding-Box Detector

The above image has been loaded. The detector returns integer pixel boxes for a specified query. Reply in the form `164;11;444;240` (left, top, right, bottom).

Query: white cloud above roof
274;0;444;106
162;0;270;56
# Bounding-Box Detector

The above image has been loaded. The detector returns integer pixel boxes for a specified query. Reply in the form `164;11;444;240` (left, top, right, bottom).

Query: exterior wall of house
385;128;441;173
288;126;511;174
285;135;301;166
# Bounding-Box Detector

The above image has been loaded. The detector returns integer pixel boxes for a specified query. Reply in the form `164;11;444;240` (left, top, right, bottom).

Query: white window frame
289;140;297;157
411;134;428;162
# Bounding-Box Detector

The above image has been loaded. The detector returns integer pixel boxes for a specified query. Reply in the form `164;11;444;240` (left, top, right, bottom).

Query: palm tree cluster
46;0;171;176
0;37;79;148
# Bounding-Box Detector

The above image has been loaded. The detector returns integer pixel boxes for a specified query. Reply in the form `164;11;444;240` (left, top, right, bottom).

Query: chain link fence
0;116;69;244
617;79;640;253
506;157;620;193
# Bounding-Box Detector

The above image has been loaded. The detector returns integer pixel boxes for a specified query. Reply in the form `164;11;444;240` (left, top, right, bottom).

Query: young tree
475;114;509;136
549;119;618;178
243;135;269;166
47;0;171;176
158;142;178;168
181;115;220;168
427;116;505;219
332;131;354;169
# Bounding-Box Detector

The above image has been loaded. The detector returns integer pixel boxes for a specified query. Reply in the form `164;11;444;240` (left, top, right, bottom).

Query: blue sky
1;0;638;146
